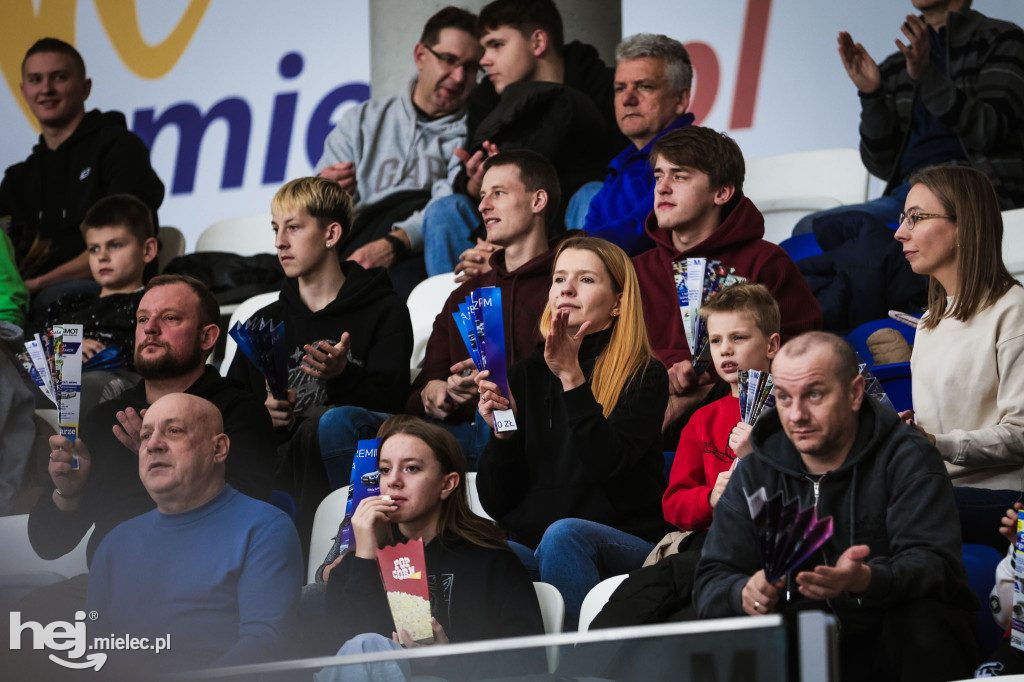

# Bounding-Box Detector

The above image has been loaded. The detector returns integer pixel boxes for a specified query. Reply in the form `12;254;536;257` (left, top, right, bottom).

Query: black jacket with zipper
694;398;976;634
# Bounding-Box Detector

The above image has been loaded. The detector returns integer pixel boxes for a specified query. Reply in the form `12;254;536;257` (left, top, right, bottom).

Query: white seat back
308;485;352;584
744;149;870;244
220;292;281;375
465;471;493;521
1002;208;1024;282
406;273;460;374
157;226;186;272
533;581;565;672
0;514;92;579
577;573;629;633
195;213;275;255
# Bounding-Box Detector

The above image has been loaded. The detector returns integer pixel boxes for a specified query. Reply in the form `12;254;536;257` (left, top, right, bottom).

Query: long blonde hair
541;236;655;417
909;166;1017;330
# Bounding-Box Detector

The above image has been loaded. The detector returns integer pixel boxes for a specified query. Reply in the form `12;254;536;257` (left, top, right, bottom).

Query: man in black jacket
1;38;164;303
694;332;978;680
28;275;276;573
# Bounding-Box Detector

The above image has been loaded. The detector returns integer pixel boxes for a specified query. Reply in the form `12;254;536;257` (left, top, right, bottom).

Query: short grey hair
615;33;692;93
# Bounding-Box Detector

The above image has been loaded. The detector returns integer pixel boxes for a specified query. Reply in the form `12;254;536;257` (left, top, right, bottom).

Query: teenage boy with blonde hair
226;176;412;554
663;283;780;532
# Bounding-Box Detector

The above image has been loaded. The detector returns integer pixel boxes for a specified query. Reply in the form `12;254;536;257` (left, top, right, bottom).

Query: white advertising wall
1;0;371;248
2;1;1023;248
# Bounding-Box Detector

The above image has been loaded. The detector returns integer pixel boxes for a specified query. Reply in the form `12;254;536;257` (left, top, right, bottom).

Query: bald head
772;333;865;474
776;332;860;385
139;394;230;514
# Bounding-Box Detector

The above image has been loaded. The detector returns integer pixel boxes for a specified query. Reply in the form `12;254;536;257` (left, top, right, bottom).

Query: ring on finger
754;600;761;610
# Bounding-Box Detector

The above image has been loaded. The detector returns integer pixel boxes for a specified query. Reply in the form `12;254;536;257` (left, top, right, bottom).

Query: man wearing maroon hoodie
632;127;821;432
316;150;563;495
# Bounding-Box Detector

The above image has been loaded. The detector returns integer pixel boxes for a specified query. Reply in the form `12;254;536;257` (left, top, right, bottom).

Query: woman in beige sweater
895;165;1024;550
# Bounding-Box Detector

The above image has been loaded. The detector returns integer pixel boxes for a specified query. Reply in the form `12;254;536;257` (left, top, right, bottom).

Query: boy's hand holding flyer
452;286;516;433
377;538;434;644
738;369;775;425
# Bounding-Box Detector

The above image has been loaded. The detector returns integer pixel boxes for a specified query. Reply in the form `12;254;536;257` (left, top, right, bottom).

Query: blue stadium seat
779;232;823;263
962;543;1005;656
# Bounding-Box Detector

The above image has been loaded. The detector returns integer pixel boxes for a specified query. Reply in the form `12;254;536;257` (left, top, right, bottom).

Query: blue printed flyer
452;286;517;433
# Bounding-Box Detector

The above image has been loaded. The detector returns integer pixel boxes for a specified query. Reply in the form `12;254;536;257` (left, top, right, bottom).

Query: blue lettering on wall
130;51;370;196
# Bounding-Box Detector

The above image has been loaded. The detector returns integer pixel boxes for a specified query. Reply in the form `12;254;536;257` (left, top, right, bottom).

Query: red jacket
632;196;821;369
663;394;739;531
406;248;553;420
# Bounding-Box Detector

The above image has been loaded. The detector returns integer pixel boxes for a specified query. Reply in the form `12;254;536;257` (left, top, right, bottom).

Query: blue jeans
422;194;481;276
318;406;492;489
510;518;655;630
565;181;603;232
791;182;911;235
315;633;408;682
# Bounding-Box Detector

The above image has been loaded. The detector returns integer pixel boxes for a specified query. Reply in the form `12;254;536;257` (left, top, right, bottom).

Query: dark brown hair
23;38;86;79
377;415;508;551
420;6;478;46
80;194;155;243
478;0;564;54
651;126;745;199
483;150;561;233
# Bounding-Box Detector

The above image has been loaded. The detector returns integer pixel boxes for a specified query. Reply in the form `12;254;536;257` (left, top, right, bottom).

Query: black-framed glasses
423;44;481;75
898;211;955;230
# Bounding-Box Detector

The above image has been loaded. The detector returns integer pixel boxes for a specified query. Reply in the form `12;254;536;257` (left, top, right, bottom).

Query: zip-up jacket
694;398;976;634
859;8;1024;208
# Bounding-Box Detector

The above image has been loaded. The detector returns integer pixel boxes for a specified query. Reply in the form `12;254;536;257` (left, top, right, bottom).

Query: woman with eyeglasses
895;165;1024;551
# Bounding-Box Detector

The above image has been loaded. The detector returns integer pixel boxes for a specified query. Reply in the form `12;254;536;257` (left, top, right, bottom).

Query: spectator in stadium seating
317;150;562;493
29;275;276;574
695;332;978;681
895;165;1024;551
794;0;1024;235
226;176;412;555
421;0;626;278
475;236;669;628
632;126;820;437
578;33;694;255
316;7;482;298
1;38;163;311
316;416;545;679
38;194;158;415
87;393;302;675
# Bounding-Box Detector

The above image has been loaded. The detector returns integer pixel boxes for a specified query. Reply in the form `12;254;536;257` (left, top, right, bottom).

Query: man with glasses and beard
27;275;276;585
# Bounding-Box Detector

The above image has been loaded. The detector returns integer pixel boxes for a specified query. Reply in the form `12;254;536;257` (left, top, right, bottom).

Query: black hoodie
694;398;977;634
0;109;164;278
227;261;412;417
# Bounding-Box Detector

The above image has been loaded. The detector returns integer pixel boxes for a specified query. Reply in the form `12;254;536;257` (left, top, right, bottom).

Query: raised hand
302;334;350;381
474;369;516;439
48;435;92;509
896;14;931;80
351;494;398;559
838;31;881;93
454;239;499;283
112;407;147;454
796;544;872;600
81;338;106;361
729;422;754;458
319;161;358;195
544;308;588;391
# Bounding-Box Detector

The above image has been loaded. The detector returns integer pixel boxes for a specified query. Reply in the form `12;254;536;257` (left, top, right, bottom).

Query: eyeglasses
898;211;955;230
423;44;481;75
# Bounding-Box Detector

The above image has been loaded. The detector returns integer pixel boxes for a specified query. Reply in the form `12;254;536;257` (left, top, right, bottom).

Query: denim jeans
422;194;481;276
318;406;493;489
791;182;911;236
510;518;655;630
315;633;409;682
